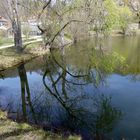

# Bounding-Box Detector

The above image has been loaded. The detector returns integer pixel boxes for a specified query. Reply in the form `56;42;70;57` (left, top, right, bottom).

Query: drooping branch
38;0;52;19
37;25;48;35
51;52;88;78
45;20;84;46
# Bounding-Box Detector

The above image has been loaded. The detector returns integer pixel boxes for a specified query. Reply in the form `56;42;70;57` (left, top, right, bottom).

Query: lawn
0;38;13;46
0;37;37;47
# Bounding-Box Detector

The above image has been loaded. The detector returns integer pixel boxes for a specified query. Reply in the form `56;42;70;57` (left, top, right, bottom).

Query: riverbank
0;111;80;140
0;36;74;71
0;43;50;72
0;30;140;72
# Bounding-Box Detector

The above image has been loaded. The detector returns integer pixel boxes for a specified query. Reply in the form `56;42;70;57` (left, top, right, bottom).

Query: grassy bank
0;43;49;71
0;38;13;46
0;37;37;47
0;111;80;140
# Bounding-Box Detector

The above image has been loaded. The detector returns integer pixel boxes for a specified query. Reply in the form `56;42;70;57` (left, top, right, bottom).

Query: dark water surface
0;36;140;139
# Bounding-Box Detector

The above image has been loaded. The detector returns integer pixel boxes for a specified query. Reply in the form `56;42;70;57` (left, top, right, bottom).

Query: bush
118;6;132;34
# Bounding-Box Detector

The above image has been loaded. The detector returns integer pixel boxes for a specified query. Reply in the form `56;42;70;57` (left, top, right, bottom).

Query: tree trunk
12;20;23;53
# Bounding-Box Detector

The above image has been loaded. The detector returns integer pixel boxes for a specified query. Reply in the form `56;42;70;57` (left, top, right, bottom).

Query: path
0;36;42;50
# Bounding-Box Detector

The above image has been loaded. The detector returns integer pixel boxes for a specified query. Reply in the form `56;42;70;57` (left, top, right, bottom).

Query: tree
0;0;23;53
103;0;120;32
129;0;140;28
119;6;132;34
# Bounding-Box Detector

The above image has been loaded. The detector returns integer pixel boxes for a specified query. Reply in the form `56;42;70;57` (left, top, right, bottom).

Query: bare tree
0;0;23;52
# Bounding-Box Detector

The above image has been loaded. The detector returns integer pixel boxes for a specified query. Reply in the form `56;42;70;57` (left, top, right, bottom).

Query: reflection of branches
64;78;88;86
43;57;88;117
43;71;93;131
51;51;88;78
52;71;88;87
43;70;122;139
96;95;122;133
42;49;122;138
49;73;64;100
52;73;63;86
43;74;71;115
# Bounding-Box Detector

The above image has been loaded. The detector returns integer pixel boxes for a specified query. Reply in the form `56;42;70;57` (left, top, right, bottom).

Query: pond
0;36;140;140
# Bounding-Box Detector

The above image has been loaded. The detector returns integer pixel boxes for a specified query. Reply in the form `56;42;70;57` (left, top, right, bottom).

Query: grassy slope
0;111;80;140
0;43;49;71
0;38;13;46
0;37;37;47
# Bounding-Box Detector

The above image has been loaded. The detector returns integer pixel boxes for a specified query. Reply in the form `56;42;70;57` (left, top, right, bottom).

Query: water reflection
42;53;122;139
18;64;37;123
1;36;140;139
0;51;122;139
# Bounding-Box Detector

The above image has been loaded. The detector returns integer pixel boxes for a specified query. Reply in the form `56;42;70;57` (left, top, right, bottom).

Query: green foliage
91;51;128;73
118;6;132;33
103;0;119;31
0;37;13;46
103;0;132;33
99;52;127;73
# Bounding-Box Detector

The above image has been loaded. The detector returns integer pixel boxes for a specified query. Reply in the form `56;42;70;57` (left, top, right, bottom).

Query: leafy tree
118;6;132;34
103;0;120;32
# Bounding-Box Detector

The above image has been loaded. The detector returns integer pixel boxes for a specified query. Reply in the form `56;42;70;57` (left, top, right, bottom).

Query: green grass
0;38;13;46
0;37;37;47
0;43;49;71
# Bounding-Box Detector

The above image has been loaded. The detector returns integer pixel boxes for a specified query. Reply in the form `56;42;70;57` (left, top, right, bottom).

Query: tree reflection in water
2;49;122;140
41;50;122;139
18;64;37;123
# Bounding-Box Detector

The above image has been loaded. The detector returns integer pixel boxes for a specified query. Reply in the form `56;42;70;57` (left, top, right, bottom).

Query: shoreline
0;111;80;140
0;31;140;72
0;37;73;72
0;45;50;72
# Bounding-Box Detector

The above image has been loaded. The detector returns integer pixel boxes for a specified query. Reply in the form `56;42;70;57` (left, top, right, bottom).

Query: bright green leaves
119;6;132;32
103;0;132;33
104;0;120;31
90;50;128;74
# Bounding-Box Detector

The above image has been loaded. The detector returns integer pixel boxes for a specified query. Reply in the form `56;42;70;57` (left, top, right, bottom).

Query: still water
0;36;140;140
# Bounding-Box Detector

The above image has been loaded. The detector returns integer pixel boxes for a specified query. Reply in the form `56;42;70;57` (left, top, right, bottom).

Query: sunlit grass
0;43;49;71
0;38;13;46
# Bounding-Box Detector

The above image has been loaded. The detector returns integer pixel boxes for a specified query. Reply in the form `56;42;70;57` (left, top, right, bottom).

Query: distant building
0;16;41;37
21;18;41;36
